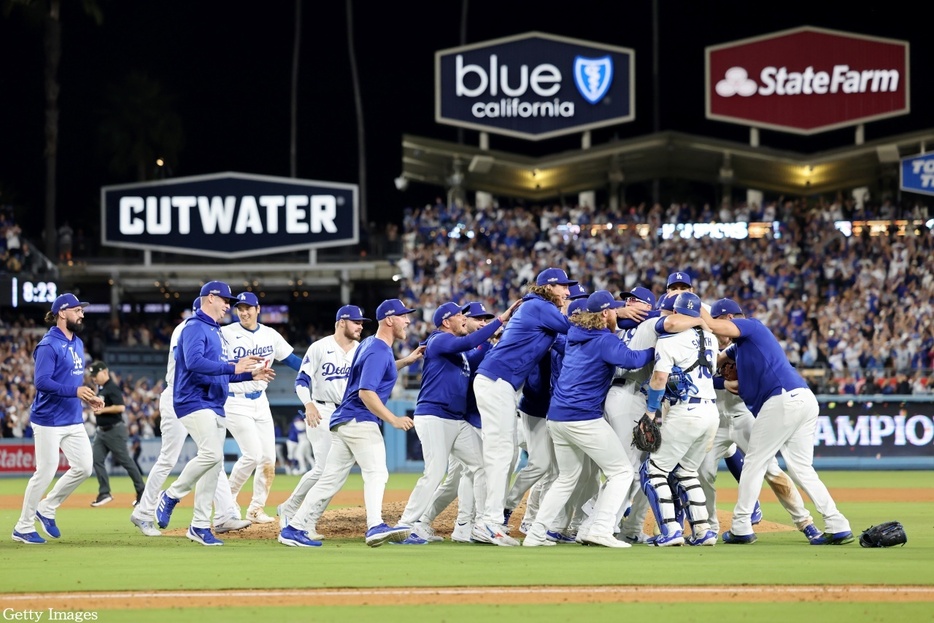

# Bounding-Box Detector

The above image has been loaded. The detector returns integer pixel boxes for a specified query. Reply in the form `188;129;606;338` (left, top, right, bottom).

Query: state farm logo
706;27;909;134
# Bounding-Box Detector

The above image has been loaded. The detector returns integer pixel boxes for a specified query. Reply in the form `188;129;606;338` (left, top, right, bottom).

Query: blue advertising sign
436;32;635;141
900;153;934;196
101;172;358;259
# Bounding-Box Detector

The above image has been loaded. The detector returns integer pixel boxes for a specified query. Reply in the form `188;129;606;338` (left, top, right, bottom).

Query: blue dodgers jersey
729;317;808;416
414;319;501;420
476;294;570;390
174;310;241;418
549;325;654;422
30;327;88;427
330;336;397;428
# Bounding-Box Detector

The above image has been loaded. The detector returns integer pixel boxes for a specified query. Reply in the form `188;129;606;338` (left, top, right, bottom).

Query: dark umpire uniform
89;361;145;507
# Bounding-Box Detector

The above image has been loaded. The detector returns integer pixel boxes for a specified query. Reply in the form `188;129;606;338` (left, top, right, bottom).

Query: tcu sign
706;27;909;134
900;153;934;196
101;173;358;259
436;32;635;140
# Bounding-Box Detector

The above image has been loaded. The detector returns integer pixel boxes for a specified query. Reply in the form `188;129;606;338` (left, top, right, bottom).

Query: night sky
1;1;931;245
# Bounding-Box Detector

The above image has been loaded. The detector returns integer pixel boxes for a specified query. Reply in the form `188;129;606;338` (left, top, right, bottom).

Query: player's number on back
697;349;715;379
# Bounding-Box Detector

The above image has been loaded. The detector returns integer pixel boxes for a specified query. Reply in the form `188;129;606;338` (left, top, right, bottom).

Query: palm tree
3;0;103;258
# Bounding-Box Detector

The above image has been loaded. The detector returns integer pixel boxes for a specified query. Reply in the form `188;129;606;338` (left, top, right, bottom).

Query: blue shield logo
574;55;613;104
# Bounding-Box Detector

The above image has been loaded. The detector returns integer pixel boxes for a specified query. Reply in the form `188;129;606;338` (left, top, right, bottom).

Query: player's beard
66;318;84;334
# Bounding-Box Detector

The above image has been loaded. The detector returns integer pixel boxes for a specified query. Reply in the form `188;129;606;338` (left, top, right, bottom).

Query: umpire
89;361;145;507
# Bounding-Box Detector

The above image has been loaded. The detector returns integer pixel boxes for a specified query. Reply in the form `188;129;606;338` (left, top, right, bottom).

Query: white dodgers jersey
222;323;295;393
653;327;719;400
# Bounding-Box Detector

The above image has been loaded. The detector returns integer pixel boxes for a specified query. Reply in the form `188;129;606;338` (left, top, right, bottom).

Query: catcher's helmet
673;292;702;317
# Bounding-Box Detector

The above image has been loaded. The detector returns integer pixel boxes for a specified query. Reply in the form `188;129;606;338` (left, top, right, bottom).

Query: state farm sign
706;26;909;134
436;32;635;140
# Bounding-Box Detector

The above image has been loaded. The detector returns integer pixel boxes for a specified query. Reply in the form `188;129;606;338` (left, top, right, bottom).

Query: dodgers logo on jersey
573;55;613;104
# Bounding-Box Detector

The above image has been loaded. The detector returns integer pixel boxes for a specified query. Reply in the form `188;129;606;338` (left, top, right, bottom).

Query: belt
314;399;338;407
97;422;121;432
228;391;263;400
687;397;716;405
611;378;627;387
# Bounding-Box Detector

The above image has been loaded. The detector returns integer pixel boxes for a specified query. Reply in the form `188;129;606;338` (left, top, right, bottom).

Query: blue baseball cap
200;281;236;301
568;298;588;316
51;293;89;314
585;290;625;313
336;305;370;322
620;286;656;309
463;302;495;319
536;267;578;286
711;298;744;318
667;271;692;288
568;284;588;300
673;292;702;317
657;293;676;312
376;298;416;321
234;292;260;307
433;302;470;328
191;298;201;312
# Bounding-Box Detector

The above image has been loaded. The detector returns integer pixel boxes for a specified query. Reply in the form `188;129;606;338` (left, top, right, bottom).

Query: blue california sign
101;172;358;259
436;32;635;141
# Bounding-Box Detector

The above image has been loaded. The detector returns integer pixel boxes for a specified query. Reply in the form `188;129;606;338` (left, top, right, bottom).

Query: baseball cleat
802;524;822;542
722;530;757;544
12;530;46;545
751;501;763;525
35;511;61;539
246;506;275;524
522;533;556;547
687;530;718;546
213;517;252;534
451;521;472;543
91;493;113;507
390;533;429;545
130;514;162;537
412;521;443;542
155;492;179;529
621;532;652;545
186;526;224;546
471;522;519;546
278;525;322;547
647;530;685;547
503;508;514;527
809;530;855;545
545;530;576;544
581;533;632;548
365;523;409;547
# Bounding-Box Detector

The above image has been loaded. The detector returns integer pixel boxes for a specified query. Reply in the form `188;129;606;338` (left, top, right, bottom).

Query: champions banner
815;399;934;459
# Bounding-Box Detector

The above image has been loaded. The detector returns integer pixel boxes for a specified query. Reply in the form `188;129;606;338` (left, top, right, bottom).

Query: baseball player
222;291;303;524
131;298;249;537
13;294;104;544
154;281;274;546
523;290;654;548
278;299;423;548
702;299;853;545
285;413;313;475
473;267;575;546
698;298;817;539
395;299;517;544
640;292;720;547
278;304;370;539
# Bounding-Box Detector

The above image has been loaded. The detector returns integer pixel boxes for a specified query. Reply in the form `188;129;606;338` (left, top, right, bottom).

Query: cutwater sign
900;153;934;196
101;172;358;259
436;32;635;140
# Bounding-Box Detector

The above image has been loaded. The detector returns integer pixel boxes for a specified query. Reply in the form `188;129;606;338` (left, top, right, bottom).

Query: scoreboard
0;277;59;308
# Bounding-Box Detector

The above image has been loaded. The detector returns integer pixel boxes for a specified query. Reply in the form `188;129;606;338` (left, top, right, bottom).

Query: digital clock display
7;277;59;307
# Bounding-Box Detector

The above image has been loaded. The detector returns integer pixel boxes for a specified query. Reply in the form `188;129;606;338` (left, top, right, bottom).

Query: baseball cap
463;302;495;319
711;298;744;318
88;361;107;376
667;271;692;288
376;298;416;321
51;293;89;314
568;298;588;316
673;292;702;317
657;293;676;312
234;292;260;307
335;305;370;322
192;297;202;312
585;290;625;313
620;286;656;309
433;302;470;327
536;267;578;287
568;284;588;300
200;281;236;301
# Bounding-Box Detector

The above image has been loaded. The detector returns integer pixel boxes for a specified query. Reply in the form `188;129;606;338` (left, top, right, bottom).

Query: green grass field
1;471;930;623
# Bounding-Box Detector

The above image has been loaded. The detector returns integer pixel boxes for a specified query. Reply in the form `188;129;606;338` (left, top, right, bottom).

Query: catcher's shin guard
724;448;745;482
667;472;685;528
640;460;679;537
671;470;709;531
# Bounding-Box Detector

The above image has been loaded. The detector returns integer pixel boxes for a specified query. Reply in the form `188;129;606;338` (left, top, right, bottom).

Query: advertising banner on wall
814;399;934;459
101;172;358;259
436;32;635;140
706;26;909;134
900;153;934;196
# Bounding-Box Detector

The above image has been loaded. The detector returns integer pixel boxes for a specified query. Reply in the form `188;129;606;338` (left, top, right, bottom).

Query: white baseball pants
280;402;336;525
604;384;652;537
165;409;226;529
505;412;556;515
225;394;276;511
473;375;520;527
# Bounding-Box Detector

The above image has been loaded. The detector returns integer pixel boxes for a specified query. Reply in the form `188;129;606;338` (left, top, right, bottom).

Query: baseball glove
632;414;662;453
718;360;738;381
859;521;907;548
